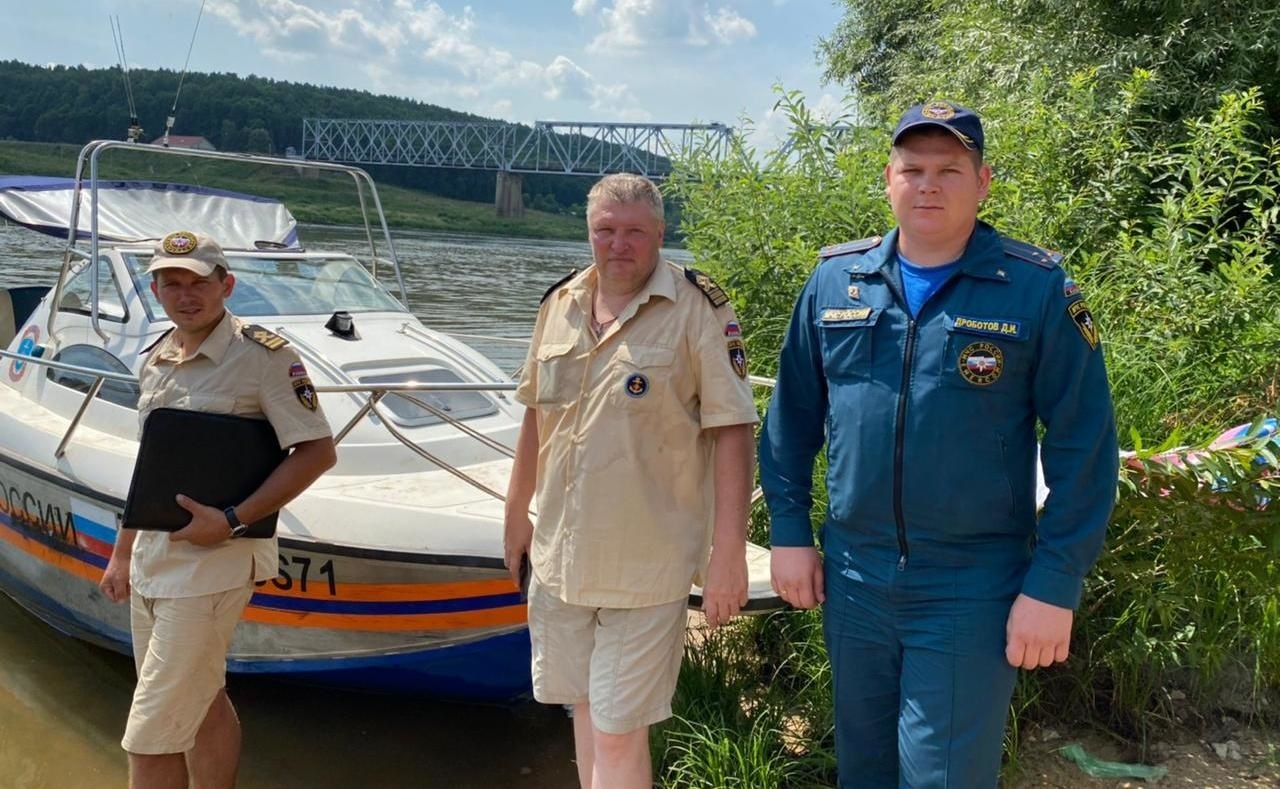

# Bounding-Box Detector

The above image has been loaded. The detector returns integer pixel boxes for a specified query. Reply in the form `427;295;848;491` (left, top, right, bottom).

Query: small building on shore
151;135;216;151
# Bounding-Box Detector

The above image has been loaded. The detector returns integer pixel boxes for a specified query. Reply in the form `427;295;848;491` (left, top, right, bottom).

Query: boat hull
0;451;534;703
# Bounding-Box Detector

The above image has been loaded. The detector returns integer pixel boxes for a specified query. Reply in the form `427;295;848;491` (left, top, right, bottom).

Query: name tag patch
821;307;873;322
952;315;1024;340
958;341;1004;386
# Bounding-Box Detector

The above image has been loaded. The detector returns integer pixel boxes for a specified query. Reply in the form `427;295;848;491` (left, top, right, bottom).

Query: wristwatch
224;506;250;539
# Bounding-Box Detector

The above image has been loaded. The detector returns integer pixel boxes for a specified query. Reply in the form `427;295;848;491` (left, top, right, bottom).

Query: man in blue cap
759;101;1118;787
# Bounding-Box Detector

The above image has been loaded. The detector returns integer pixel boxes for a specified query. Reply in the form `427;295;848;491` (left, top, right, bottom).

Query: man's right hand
770;546;825;609
503;511;534;589
99;556;130;603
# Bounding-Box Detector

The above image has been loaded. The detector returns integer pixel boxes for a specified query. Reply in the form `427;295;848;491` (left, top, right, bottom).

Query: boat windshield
123;253;406;319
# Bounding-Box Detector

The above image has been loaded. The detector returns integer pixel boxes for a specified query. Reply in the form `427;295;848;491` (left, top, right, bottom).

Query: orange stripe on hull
0;516;103;585
242;602;529;631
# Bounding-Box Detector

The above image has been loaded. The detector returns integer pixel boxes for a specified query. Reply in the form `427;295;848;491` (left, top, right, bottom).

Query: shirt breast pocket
533;342;578;405
608;344;674;411
818;308;881;382
941;316;1032;393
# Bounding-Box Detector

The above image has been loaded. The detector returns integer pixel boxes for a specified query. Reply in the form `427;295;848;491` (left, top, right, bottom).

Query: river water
0;221;690;789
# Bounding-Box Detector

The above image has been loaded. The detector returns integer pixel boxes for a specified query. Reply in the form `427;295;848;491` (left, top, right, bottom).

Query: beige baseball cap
146;231;229;276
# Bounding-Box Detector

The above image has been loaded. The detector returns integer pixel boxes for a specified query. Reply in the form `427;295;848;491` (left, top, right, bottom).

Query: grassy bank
0;139;588;241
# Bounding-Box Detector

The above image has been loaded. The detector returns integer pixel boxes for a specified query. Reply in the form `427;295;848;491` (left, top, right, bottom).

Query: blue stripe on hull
229;630;534;703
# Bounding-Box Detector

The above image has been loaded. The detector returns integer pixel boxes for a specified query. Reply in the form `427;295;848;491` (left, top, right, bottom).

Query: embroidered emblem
727;338;747;379
684;267;729;308
293;377;318;411
1068;300;1100;350
847;285;860;300
1063;279;1081;299
161;230;198;255
821;308;873;322
921;101;956;120
724;320;742;338
288;361;308;378
243;324;288;351
958;341;1004;386
952;316;1024;340
625;373;649;398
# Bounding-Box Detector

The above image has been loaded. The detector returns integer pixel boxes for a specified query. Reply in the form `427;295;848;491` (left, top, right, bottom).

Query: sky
2;0;850;151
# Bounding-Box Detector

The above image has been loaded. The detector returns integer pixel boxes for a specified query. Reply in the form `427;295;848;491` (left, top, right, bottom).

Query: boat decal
241;604;528;632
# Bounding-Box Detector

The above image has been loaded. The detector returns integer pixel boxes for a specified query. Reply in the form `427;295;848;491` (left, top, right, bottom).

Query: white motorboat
0;141;781;702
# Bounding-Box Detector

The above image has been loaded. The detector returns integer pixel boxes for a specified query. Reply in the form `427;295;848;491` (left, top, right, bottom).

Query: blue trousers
823;543;1023;789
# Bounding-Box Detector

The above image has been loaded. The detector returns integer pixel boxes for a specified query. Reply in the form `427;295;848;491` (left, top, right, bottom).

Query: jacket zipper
893;318;917;571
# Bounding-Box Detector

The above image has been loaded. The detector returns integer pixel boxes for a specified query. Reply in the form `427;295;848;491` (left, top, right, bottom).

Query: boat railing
1;344;775;506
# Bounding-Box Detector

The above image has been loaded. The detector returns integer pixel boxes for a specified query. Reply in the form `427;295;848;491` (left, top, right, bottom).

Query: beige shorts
121;584;255;755
527;574;687;734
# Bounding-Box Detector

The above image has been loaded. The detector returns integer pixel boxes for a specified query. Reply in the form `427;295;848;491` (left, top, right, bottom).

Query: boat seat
0;289;15;350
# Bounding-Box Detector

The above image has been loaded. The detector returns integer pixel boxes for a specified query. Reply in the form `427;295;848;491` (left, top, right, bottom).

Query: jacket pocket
607;344;674;411
818;307;881;382
533;342;577;405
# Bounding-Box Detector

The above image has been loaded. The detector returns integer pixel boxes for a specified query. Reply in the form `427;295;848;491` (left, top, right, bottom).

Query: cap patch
162;231;198;255
921;101;956;120
727;338;747;379
958;341;1004;386
1068;300;1100;349
625;373;649;398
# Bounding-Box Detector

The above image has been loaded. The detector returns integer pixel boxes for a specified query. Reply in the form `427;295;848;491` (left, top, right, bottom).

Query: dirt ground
1007;724;1280;788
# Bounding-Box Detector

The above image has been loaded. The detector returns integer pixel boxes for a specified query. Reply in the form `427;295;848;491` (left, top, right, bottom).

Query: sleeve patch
243;325;288;351
1067;300;1100;349
727;338;747;379
820;236;883;259
540;269;578;304
684;267;729;308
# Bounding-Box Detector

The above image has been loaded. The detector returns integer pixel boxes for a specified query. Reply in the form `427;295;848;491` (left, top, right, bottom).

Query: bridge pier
494;171;525;218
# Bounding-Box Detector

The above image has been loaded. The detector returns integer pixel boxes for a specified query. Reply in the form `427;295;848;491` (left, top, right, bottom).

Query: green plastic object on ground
1058;743;1169;781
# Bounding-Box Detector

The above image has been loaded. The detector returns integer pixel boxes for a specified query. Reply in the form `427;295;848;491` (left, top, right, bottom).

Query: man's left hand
701;545;748;629
1005;593;1073;669
169;494;231;546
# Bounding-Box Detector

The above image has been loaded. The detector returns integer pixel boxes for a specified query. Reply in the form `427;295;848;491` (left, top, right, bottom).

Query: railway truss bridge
301;118;734;216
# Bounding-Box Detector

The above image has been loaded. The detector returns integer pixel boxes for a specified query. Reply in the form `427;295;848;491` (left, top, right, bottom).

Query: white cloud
572;0;598;15
585;0;757;52
203;0;640;122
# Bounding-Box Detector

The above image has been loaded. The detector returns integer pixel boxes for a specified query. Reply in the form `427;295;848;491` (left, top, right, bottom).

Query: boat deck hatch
358;370;498;427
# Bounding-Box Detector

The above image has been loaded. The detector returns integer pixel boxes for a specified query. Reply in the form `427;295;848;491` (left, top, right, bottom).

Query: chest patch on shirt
244;325;288;351
293;377;318;410
952;315;1025;340
821;307;873;322
624;373;649;398
727;338;747;379
1068;300;1100;350
958;341;1004;386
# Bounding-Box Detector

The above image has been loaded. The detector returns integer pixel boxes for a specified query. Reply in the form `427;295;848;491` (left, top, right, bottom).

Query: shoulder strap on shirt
540;269;578;304
820;236;883;259
242;324;289;351
683;267;730;308
1001;237;1063;269
139;327;173;355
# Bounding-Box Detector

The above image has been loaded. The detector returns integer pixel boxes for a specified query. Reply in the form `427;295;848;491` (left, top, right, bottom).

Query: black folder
123;407;288;538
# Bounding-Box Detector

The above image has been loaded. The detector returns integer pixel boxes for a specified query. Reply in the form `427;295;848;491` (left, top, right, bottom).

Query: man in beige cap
98;230;336;789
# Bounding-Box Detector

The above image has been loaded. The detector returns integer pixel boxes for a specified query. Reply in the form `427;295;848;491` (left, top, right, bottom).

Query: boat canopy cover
0;176;299;249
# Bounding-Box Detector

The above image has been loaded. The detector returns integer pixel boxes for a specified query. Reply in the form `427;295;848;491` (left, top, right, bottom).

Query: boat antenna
109;15;143;143
161;0;207;147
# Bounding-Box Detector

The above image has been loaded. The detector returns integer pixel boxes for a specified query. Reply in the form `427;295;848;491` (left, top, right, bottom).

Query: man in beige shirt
504;174;758;788
98;231;336;789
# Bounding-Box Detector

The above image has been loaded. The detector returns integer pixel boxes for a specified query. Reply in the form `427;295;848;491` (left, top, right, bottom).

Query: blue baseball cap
892;101;984;155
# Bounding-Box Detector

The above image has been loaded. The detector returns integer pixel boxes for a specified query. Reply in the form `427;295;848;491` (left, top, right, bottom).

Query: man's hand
770;546;824;609
701;544;747;629
169;494;230;546
1005;593;1073;669
99;556;130;602
503;511;534;590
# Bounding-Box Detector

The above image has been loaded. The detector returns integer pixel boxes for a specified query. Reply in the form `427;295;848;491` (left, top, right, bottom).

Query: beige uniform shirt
515;260;758;608
130;311;332;598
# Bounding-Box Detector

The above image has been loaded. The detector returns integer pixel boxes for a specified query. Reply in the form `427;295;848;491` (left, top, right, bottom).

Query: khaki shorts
527;574;687;734
121;584;255;755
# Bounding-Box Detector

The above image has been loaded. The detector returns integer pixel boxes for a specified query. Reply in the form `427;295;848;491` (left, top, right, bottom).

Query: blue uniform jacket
760;222;1118;609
